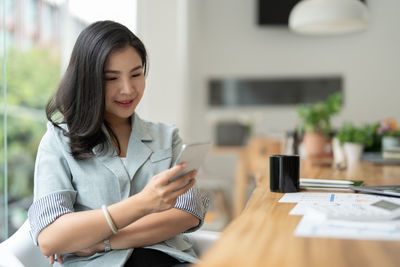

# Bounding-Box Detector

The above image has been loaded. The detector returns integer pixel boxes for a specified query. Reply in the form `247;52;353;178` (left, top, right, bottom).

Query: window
0;0;137;241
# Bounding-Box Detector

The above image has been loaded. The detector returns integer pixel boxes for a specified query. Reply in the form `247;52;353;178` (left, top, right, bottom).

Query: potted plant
377;118;400;151
297;92;342;157
336;123;372;163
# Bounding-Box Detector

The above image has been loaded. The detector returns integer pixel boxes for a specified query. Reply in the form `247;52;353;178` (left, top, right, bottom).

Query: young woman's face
103;45;145;124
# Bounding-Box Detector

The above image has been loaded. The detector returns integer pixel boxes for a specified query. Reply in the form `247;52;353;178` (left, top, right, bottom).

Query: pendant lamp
289;0;370;35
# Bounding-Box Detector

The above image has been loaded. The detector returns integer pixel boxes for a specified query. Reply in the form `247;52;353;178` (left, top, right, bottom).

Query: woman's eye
105;77;117;81
131;73;142;78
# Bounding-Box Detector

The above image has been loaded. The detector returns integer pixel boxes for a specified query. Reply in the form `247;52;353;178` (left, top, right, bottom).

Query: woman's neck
107;118;131;132
105;118;132;157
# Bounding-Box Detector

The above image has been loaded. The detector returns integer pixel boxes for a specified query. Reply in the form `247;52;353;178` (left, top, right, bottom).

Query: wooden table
196;160;400;267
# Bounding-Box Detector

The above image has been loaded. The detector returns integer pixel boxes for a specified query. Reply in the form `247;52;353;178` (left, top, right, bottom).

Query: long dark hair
46;20;148;160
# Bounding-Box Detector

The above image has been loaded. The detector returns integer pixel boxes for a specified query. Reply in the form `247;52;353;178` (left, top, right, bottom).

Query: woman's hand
46;254;63;265
139;163;197;213
47;241;103;264
72;241;104;257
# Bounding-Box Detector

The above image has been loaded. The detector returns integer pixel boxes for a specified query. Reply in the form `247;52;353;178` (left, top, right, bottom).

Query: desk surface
196;161;400;267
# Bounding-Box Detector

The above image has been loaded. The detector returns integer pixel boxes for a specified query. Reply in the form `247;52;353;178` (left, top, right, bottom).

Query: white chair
185;230;220;256
0;220;220;267
0;220;50;267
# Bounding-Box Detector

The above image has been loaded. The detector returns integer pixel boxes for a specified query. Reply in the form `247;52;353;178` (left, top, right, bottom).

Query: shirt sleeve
28;123;77;245
174;185;210;233
28;192;75;245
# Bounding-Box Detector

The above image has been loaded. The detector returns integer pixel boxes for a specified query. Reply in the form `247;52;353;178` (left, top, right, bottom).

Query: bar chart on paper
280;192;386;215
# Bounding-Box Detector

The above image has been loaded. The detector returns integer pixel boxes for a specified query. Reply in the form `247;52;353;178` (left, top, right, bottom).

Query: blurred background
1;0;400;239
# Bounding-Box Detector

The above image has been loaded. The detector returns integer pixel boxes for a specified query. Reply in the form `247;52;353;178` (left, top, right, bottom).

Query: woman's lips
115;99;134;107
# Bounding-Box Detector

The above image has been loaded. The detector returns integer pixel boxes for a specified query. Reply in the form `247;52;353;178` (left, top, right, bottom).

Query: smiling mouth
115;99;134;107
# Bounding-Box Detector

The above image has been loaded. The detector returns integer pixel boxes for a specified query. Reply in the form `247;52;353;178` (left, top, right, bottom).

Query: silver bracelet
104;239;111;252
101;205;118;234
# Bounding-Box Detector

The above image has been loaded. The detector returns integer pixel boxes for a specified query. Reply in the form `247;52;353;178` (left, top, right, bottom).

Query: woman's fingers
166;169;197;192
141;164;197;212
170;178;196;199
47;254;63;264
57;254;64;264
46;255;54;265
159;163;188;184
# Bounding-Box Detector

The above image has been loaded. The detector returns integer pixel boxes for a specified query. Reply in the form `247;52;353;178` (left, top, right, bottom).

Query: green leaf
297;92;342;136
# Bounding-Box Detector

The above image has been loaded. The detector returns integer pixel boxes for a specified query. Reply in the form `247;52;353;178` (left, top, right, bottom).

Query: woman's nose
121;78;134;94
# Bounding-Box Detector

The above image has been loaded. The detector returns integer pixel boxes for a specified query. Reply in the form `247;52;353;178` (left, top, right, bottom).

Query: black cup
270;155;300;193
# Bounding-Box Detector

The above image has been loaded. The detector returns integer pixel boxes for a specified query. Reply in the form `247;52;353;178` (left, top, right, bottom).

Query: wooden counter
196;161;400;267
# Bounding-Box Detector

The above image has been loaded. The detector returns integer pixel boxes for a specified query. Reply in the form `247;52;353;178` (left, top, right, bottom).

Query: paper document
295;215;400;240
300;178;354;184
279;192;382;204
280;192;400;240
280;192;399;215
299;178;364;191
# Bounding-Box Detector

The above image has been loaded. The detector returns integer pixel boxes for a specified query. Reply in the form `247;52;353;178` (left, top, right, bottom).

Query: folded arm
74;186;209;254
109;208;199;249
30;165;196;256
108;185;208;250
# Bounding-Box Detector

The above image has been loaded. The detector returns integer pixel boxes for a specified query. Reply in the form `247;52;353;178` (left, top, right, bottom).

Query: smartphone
169;142;212;183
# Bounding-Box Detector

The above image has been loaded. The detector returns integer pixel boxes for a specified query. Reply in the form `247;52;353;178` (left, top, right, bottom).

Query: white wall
136;0;191;139
137;0;400;143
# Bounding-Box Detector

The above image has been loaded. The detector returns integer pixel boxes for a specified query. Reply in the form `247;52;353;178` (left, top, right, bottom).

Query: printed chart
279;192;400;240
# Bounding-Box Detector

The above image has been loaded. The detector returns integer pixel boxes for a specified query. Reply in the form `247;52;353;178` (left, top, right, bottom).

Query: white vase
382;136;400;151
343;142;364;163
332;137;346;169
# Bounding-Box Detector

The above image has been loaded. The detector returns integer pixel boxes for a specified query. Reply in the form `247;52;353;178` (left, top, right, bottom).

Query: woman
28;20;208;266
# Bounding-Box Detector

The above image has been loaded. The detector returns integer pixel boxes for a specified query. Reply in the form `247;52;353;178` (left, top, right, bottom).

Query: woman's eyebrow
104;65;142;74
